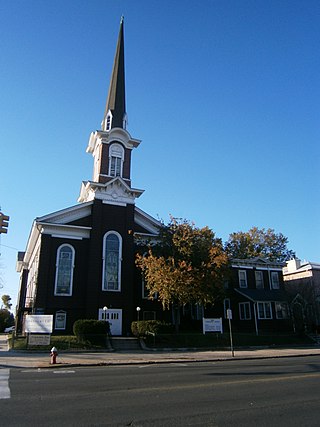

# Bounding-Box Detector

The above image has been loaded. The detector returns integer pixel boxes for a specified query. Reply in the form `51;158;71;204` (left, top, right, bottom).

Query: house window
55;311;67;330
195;304;204;320
109;143;124;177
257;302;272;319
143;311;156;321
271;272;280;289
102;231;122;291
255;271;264;289
224;299;231;319
54;244;75;296
238;270;247;288
275;302;290;319
239;302;251;320
142;275;149;299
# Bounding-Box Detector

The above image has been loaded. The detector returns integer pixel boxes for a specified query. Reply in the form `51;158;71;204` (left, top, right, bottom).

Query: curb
35;352;320;370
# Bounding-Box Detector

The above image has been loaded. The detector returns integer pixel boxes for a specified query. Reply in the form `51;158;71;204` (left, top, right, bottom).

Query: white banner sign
28;334;51;346
25;315;53;333
202;318;223;334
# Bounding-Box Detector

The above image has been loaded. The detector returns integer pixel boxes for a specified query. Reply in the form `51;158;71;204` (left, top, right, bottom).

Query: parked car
4;326;15;333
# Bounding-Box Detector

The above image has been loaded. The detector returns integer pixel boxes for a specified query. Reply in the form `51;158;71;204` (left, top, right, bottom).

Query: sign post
227;309;234;357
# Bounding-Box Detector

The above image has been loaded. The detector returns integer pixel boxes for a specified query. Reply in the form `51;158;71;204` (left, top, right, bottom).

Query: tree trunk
172;304;180;334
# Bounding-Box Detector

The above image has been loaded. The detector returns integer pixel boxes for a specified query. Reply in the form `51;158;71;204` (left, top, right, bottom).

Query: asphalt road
1;356;320;426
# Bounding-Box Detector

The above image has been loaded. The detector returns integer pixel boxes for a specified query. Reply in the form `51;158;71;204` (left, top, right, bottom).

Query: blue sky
0;0;319;308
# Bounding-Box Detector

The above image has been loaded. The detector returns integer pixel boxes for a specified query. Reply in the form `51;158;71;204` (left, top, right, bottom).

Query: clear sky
0;0;319;309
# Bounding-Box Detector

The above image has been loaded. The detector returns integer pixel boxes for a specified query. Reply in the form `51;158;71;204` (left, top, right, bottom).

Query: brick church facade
16;19;166;336
16;19;293;337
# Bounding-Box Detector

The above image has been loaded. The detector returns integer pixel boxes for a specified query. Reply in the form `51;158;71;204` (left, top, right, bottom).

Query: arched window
122;113;128;130
55;311;67;330
109;143;124;177
102;232;122;291
54;244;75;296
105;110;113;131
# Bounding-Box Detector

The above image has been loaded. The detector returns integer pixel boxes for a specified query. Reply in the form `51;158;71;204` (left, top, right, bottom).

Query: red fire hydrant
50;347;58;365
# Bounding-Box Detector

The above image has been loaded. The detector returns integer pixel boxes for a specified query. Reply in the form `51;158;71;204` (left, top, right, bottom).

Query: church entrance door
99;308;122;336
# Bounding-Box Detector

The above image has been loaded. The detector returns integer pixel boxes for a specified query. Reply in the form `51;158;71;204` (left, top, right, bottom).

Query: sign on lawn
25;315;53;333
28;334;51;346
202;317;223;334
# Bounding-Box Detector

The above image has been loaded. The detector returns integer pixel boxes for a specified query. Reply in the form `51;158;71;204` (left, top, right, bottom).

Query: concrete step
111;337;141;351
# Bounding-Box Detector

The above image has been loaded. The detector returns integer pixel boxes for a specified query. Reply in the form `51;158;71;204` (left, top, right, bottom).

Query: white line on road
138;363;190;368
0;369;10;399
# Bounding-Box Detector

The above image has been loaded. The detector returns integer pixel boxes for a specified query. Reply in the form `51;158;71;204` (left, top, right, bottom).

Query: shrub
73;319;110;346
131;320;173;337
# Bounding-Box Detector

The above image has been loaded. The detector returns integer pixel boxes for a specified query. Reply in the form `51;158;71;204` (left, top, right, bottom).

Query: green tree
225;227;295;262
0;309;14;332
136;218;229;330
1;295;12;310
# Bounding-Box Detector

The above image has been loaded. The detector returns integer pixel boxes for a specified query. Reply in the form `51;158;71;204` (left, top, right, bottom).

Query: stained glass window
103;233;121;291
54;245;74;296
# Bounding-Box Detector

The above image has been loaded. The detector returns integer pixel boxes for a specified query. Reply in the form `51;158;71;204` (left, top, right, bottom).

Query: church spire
79;17;143;204
102;16;127;131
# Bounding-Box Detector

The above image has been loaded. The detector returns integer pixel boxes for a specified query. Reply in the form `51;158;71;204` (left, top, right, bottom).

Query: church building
16;19;165;336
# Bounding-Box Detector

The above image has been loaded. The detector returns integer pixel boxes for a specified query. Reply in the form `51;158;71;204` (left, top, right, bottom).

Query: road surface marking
0;369;10;399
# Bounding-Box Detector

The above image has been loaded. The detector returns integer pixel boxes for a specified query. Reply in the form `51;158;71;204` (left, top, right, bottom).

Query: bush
0;309;14;332
131;320;173;337
73;319;110;346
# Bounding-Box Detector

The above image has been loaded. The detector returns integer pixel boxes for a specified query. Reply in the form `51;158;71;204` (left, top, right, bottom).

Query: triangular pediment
36;201;93;225
78;176;144;205
134;207;161;235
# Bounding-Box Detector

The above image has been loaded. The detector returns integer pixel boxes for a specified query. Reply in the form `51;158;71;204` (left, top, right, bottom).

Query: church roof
235;288;289;302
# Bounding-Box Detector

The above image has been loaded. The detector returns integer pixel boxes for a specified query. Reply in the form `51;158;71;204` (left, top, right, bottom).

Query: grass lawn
9;332;313;351
9;335;107;351
144;332;314;349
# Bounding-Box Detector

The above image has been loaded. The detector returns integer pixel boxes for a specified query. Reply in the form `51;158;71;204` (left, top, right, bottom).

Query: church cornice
38;222;91;240
78;176;144;204
87;128;141;154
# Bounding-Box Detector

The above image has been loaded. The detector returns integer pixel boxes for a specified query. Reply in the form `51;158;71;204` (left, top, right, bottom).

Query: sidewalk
1;341;320;369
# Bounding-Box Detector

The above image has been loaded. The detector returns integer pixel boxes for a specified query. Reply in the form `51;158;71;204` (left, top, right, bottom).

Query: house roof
283;259;320;275
235;288;289;302
231;257;284;270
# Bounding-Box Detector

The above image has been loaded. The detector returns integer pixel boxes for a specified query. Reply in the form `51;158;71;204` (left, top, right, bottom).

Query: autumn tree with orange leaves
136;218;228;329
